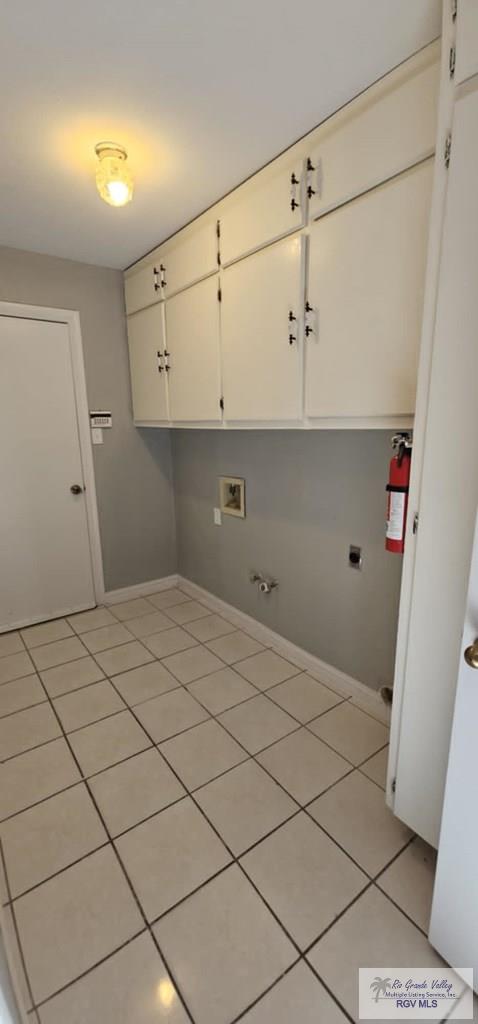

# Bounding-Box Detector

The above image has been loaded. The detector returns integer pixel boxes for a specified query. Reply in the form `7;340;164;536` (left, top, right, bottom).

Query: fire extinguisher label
387;492;406;541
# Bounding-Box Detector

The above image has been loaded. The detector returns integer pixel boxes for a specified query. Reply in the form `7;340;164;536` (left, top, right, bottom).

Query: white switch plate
213;507;222;526
91;428;103;445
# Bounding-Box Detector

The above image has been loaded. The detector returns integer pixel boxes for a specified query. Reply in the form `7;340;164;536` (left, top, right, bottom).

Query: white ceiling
0;0;441;270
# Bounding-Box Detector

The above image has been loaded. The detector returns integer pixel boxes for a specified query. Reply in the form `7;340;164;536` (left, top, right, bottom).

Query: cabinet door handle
304;301;318;339
153;267;161;292
290;171;300;212
160;263;167;289
157;350;163;373
306;156;322;201
164;350;171;371
288;311;297;344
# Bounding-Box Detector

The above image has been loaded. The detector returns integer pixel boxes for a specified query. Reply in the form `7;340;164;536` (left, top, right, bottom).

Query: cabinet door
160;218;219;298
124;263;162;315
165;276;221;422
456;0;478;84
127;305;168;422
220;156;304;266
307;44;439;220
221;235;304;421
305;159;433;420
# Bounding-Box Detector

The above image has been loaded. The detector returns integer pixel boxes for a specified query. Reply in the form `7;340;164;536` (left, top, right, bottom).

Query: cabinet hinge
451;0;457;21
449;45;456;79
217;287;222;302
219;397;224;411
444;133;452;168
391;777;397;794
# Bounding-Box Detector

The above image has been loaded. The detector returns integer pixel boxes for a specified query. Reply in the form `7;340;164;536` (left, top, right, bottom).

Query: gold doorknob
464;640;478;669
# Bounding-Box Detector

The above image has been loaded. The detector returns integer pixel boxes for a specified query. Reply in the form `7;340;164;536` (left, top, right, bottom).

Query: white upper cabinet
124;42;439;429
158;217;219;298
305;158;433;420
221;235;304;421
165;275;222;422
219;155;305;267
124;262;162;315
307;43;439;221
455;0;478;84
127;305;168;422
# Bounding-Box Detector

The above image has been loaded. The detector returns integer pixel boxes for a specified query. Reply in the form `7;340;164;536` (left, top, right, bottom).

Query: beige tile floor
0;589;442;1023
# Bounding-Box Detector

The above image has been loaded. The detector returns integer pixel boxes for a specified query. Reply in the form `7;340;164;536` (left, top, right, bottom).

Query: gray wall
0;244;402;689
172;430;403;690
0;246;176;591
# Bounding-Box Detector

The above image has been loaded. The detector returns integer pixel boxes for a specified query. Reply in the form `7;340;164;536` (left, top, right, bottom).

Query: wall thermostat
89;411;112;428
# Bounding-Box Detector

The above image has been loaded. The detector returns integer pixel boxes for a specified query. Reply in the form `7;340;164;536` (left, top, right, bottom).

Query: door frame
0;301;105;610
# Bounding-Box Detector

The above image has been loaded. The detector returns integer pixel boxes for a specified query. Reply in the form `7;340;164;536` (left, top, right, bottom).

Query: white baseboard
177;576;390;725
103;574;179;605
101;572;388;725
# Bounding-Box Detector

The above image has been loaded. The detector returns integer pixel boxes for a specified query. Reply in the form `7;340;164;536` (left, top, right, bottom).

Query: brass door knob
464;640;478;669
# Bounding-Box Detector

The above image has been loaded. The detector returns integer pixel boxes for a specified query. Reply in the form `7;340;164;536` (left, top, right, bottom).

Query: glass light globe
95;143;133;207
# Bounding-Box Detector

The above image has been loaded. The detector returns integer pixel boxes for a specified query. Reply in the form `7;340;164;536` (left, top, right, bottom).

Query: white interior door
221;235;304;422
391;79;478;848
305;159;433;419
429;505;478;986
165;275;222;422
127;305;169;422
0;315;95;630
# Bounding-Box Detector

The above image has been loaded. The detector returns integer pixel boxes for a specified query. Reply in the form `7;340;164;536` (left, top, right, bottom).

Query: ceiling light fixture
95;142;133;207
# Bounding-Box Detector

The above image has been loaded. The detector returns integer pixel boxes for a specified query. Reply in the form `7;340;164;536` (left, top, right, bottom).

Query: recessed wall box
219;477;245;518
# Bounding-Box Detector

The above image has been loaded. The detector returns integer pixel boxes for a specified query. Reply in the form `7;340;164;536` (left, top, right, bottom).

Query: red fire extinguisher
386;433;412;554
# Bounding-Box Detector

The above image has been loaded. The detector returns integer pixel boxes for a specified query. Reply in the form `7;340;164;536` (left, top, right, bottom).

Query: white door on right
221;234;304;422
429;503;478;987
305;159;433;420
391;78;478;849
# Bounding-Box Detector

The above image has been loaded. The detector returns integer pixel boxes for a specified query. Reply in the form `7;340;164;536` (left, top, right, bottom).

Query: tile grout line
158;670;418;951
228;958;303;1023
5;745;408;928
106;664;386;1013
2;593;399;1023
30;930;147;1014
2;600;361;766
3;607;389;851
1;606;388;839
26;652;198;1024
105;671;315;997
0;839;41;1024
5;597;416;1024
3;840;111;906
